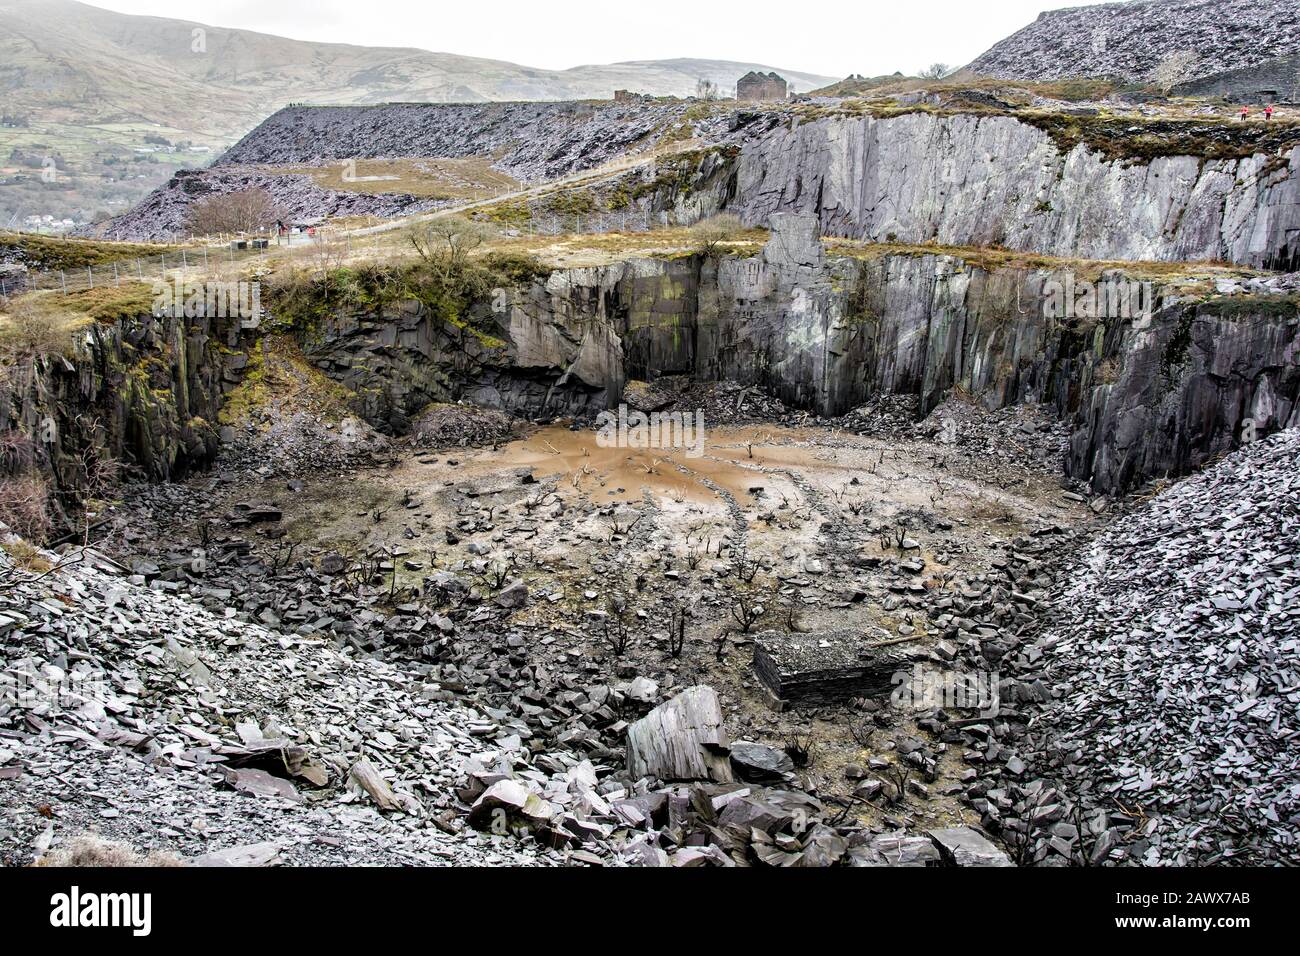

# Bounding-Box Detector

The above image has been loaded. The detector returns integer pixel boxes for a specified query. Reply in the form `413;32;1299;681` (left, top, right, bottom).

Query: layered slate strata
752;630;917;707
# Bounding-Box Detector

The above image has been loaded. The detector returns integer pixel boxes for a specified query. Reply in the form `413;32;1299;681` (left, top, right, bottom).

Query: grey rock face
723;111;1300;269
1068;298;1300;491
103;97;1300;273
292;233;1298;493
0;309;232;525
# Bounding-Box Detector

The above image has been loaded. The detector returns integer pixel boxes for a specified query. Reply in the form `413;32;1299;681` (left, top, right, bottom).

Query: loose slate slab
729;743;794;782
752;630;915;707
191;841;284;867
626;686;734;783
349;758;404;813
928;827;1014;867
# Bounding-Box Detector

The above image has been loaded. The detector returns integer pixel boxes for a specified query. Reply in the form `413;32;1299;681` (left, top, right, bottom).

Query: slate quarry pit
164;406;1092;832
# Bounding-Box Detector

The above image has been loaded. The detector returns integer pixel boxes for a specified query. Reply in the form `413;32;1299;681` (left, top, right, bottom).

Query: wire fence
0;232;318;298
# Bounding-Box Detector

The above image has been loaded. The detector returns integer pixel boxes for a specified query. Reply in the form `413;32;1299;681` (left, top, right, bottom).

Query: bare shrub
0;430;39;473
687;213;746;258
35;833;184;867
0;296;84;366
728;587;768;633
783;737;813;768
184;187;283;236
666;606;689;657
308;226;349;276
0;473;52;542
602;592;636;657
408;216;494;278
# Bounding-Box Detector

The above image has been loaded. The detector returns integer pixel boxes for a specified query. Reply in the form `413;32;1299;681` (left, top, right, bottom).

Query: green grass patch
0;231;167;270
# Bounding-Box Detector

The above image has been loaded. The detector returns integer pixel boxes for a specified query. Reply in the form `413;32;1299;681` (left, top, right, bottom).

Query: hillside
966;0;1300;84
0;0;832;225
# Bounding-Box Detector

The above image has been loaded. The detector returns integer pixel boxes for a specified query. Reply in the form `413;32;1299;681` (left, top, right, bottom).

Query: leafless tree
603;593;636;657
408;216;493;279
666;606;689;658
728;587;767;633
185;187;283;236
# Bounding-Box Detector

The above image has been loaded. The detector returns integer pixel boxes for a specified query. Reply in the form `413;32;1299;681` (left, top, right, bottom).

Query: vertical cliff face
26;222;1289;507
0;309;234;527
714;112;1300;270
1070;298;1300;490
287;216;1299;494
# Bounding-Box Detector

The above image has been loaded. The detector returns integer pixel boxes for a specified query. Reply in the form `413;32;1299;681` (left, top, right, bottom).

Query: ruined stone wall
736;73;788;101
1176;54;1300;103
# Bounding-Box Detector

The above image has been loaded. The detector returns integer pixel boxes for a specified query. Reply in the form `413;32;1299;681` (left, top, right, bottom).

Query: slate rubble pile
11;359;1291;865
0;542;558;867
0;536;1017;867
1016;429;1300;865
839;396;1072;479
81;392;1089;866
93;167;443;242
966;0;1298;84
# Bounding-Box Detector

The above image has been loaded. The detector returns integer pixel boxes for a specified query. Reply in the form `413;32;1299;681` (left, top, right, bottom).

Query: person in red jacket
1240;105;1250;121
1265;105;1274;121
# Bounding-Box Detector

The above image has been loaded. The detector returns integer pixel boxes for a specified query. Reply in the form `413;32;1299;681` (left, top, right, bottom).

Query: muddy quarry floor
4;393;1297;866
265;415;1085;814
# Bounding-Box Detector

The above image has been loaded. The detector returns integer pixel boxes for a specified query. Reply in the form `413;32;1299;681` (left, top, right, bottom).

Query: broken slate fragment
928;827;1013;867
349;758;405;813
729;742;795;782
626;686;733;783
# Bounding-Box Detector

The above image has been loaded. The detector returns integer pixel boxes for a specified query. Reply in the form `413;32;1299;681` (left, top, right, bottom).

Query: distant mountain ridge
0;0;834;141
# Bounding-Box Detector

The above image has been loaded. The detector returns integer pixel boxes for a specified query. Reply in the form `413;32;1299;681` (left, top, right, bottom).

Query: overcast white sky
86;0;1091;77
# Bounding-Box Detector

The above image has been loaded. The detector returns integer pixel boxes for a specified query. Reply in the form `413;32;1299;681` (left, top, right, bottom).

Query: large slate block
752;630;916;707
625;686;733;783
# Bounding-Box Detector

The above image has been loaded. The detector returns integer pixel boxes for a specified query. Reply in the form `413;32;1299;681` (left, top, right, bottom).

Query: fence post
60;270;66;293
87;266;93;288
